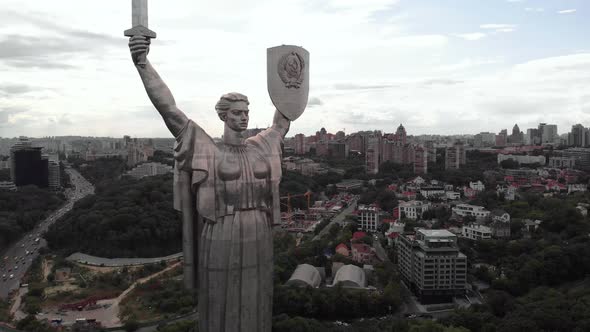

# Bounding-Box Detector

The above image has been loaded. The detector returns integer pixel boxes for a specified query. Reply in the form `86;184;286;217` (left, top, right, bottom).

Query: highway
0;167;94;299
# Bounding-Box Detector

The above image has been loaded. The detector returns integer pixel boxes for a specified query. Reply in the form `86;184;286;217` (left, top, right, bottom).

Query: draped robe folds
172;120;282;332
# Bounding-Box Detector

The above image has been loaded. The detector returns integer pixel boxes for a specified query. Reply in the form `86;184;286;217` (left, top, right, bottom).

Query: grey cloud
0;11;121;69
4;10;119;45
308;97;323;107
0;106;28;125
0;83;39;95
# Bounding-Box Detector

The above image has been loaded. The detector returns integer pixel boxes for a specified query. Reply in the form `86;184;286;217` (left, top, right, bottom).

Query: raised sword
124;0;157;68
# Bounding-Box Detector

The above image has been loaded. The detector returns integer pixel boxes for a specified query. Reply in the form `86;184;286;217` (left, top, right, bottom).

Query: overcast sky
0;0;589;138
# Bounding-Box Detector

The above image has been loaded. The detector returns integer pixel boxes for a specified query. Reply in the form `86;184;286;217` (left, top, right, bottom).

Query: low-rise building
358;205;380;232
420;186;445;199
445;191;461;200
498;154;546;165
469;181;485;192
332;264;367;289
490;209;510;223
461;224;492;241
126;162;173;179
351;243;374;263
497;185;516;201
335;179;364;192
399;200;431;220
286;264;323;288
549;156;576;169
452;204;490;220
568;184;587;194
489;221;510;238
335;243;349;257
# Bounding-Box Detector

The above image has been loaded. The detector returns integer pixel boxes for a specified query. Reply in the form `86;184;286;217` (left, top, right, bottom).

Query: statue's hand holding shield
267;45;310;121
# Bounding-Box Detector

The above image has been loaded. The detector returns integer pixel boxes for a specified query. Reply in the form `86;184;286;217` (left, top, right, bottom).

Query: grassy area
119;265;195;323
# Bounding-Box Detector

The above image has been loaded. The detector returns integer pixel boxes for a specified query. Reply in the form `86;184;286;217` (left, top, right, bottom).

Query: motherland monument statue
124;0;309;331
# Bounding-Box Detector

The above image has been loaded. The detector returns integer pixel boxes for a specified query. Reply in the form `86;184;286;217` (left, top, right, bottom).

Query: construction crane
280;191;312;225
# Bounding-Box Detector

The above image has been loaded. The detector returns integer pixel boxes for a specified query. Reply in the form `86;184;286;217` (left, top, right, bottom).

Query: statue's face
225;101;249;132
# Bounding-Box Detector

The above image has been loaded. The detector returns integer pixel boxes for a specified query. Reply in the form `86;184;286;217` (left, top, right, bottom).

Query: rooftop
418;229;455;237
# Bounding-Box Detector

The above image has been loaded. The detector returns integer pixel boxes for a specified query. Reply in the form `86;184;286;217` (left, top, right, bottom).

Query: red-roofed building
335;243;349;257
400;191;417;200
351;243;375;263
463;187;477;199
546;180;566;192
352;231;368;241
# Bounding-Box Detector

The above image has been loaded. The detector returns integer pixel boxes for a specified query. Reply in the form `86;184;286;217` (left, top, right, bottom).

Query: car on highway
9;274;14;279
2;274;6;281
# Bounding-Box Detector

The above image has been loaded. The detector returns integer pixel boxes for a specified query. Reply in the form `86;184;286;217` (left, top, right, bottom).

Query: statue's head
215;92;249;132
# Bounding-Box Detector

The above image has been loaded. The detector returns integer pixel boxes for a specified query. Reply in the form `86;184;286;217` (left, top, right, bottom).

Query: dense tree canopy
0;185;65;251
69;156;127;185
45;174;181;258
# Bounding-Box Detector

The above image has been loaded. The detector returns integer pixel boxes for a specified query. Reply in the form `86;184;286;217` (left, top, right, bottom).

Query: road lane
0;168;94;299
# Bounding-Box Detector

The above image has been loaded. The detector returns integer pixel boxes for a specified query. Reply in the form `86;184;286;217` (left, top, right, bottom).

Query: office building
10;138;49;188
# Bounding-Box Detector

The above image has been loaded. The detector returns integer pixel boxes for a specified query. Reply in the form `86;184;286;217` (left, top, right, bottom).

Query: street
312;198;358;241
0;167;94;299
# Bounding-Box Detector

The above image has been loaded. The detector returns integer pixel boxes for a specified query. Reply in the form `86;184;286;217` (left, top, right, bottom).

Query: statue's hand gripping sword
124;0;157;68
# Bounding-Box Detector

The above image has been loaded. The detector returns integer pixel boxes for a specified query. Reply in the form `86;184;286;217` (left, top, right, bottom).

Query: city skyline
0;0;589;138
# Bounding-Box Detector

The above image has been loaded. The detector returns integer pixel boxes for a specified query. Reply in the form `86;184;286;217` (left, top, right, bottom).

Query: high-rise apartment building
495;129;508;147
568;124;589;147
397;229;467;303
48;160;60;191
294;133;307;155
508;124;523;145
445;142;466;170
425;141;436;162
365;131;382;175
525;128;540;145
414;145;428;175
539;123;558;144
473;132;496;148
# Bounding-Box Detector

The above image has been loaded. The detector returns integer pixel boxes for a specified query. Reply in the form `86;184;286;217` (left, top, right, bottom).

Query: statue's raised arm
129;35;188;138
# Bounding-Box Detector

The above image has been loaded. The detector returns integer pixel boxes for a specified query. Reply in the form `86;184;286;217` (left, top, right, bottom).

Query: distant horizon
1;0;588;138
0;121;570;140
